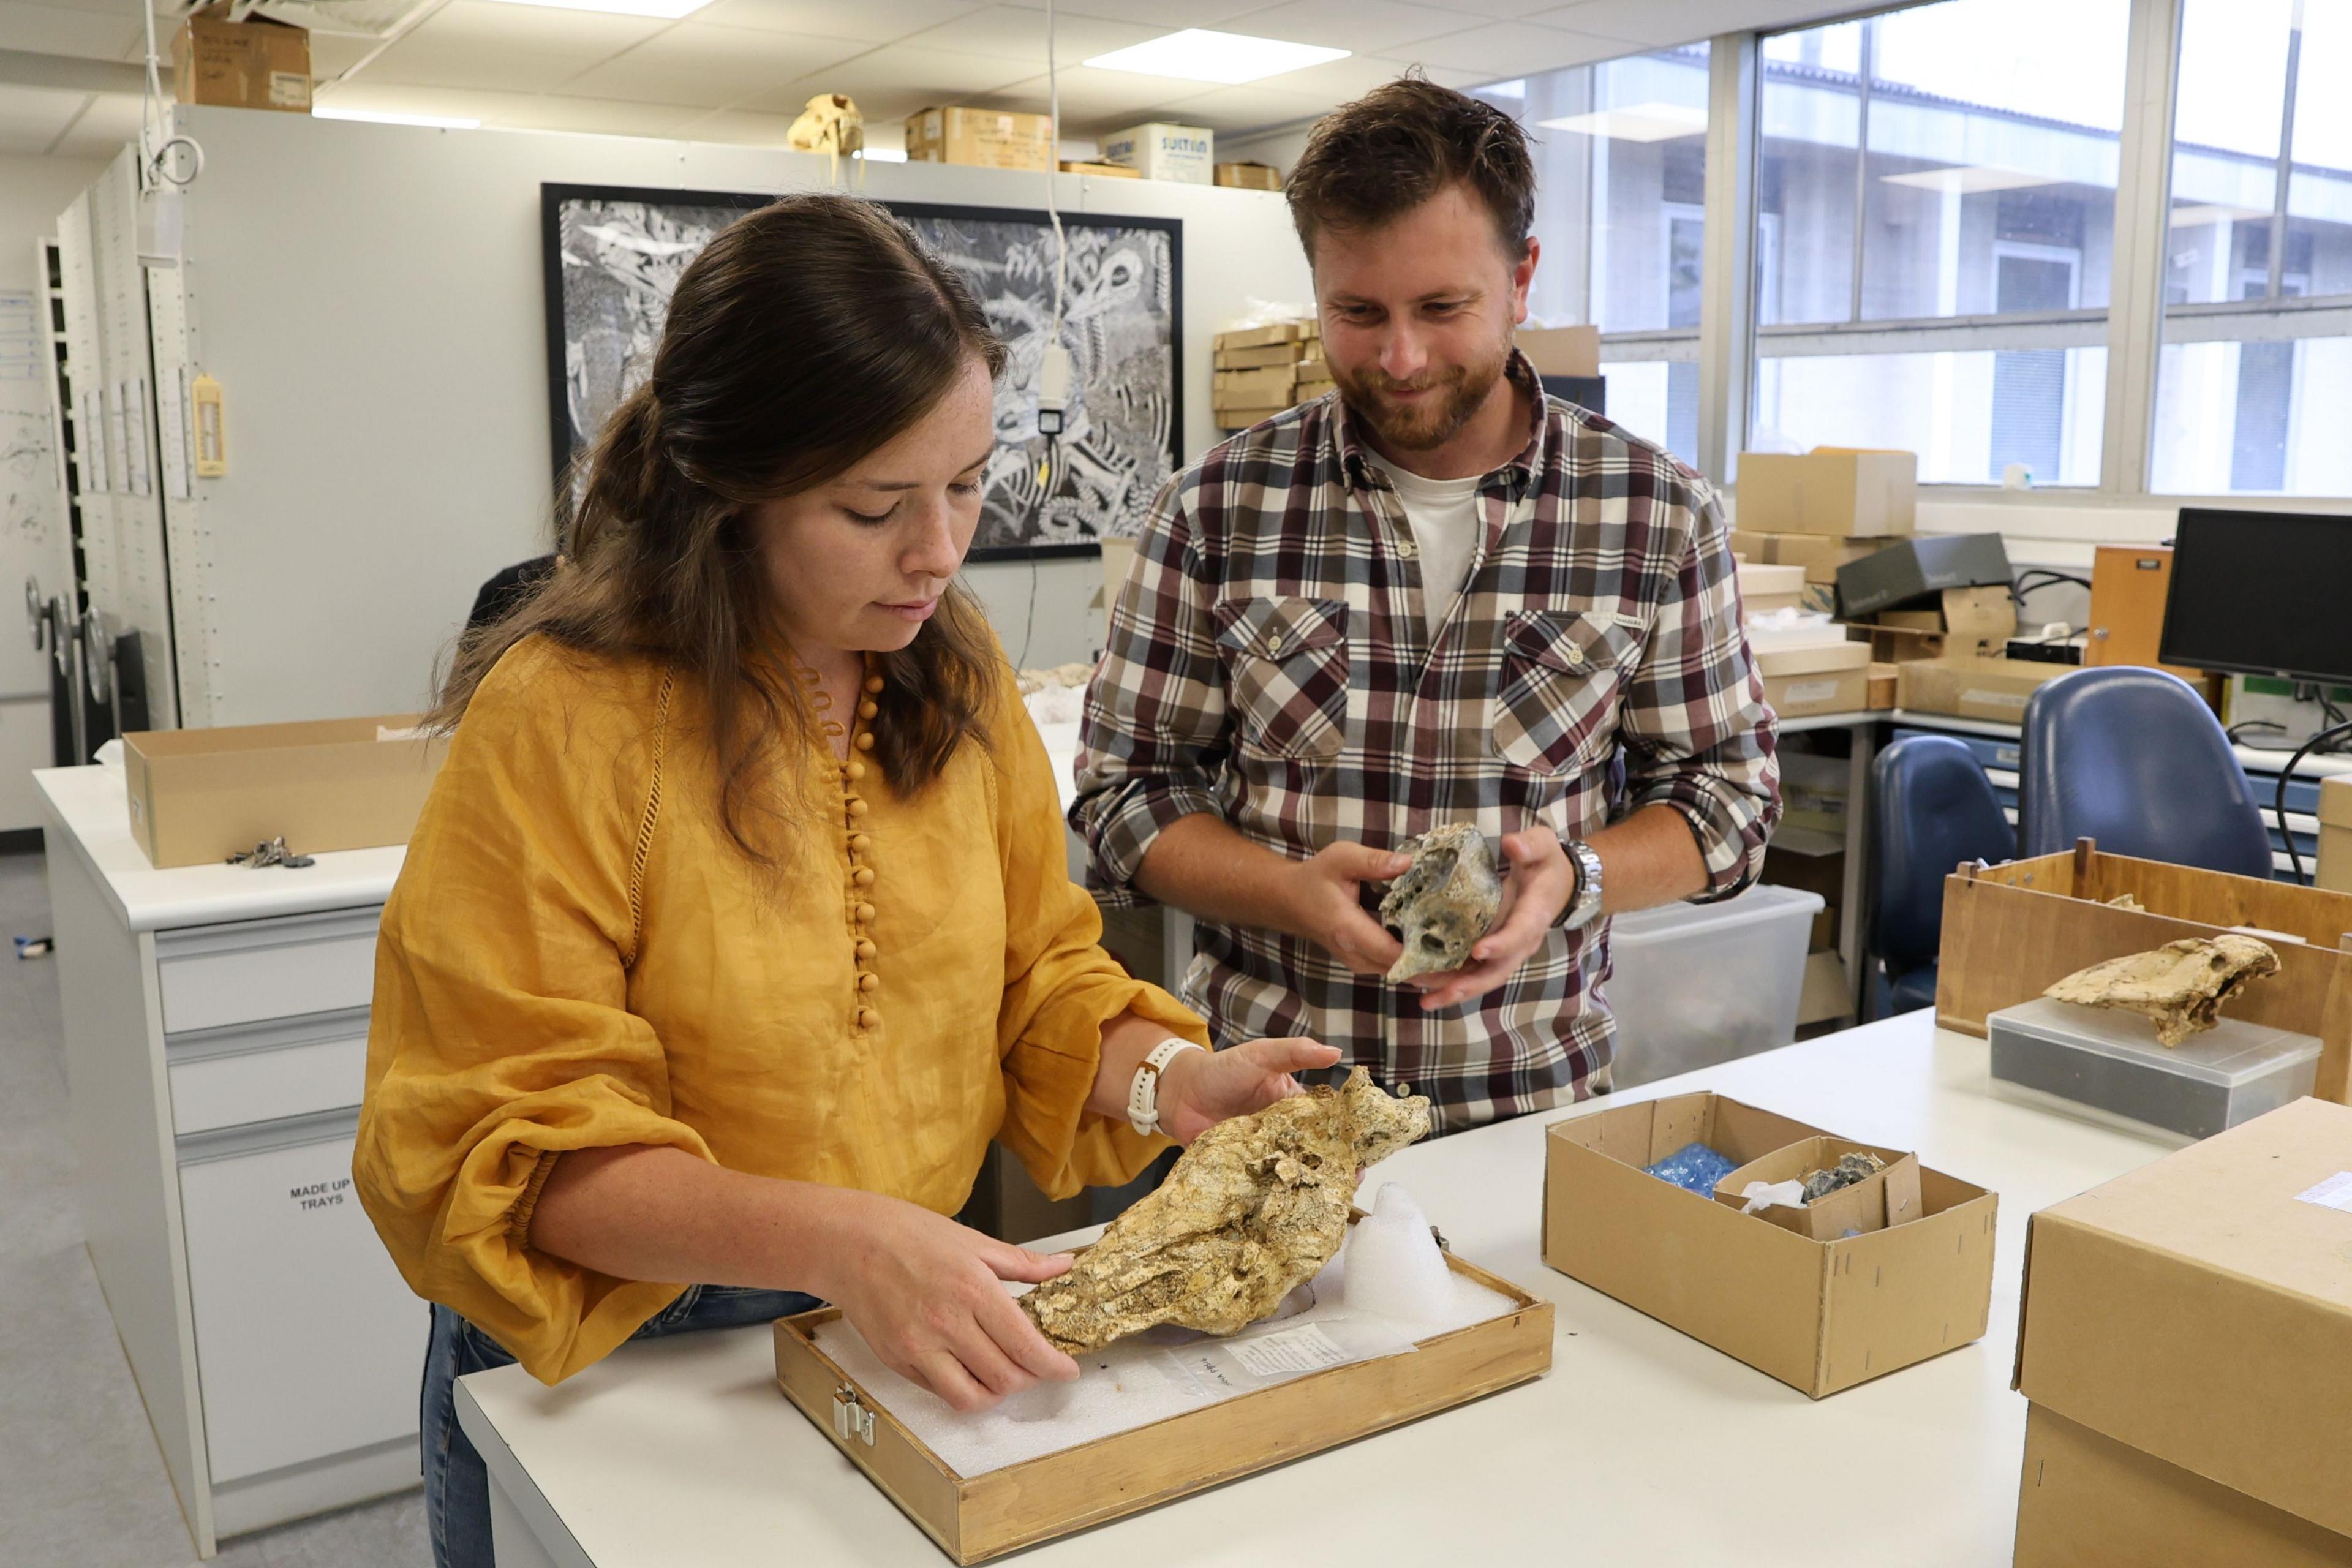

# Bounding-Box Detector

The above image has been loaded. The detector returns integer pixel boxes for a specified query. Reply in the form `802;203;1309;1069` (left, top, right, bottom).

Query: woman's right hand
817;1190;1081;1412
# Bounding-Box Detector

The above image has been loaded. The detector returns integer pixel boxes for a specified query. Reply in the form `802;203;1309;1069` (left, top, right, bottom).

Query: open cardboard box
1543;1092;1997;1398
123;714;448;869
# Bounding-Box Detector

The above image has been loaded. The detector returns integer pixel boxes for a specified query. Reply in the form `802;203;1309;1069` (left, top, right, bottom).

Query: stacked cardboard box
1213;322;1330;429
1733;448;1915;598
904;106;1055;171
1213;161;1282;190
175;1;311;112
2011;1098;2352;1565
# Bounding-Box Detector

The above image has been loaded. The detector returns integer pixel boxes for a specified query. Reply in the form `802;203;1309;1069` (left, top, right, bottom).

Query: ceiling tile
361;1;669;92
0;1;143;60
897;6;1165;66
1044;0;1269;29
984;66;1212;130
561;24;867;107
1216;0;1482;55
1382;19;1629;77
765;45;1040;124
0;81;85;153
1246;53;1428;102
307;32;385;81
691;0;982;45
1526;0;1726;48
1146;78;1330;134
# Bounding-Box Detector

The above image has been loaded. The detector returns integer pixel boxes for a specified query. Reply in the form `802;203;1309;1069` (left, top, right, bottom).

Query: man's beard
1331;341;1510;453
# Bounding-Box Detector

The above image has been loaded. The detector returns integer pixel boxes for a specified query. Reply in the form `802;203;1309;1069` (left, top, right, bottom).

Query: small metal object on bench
225;837;317;870
832;1383;875;1446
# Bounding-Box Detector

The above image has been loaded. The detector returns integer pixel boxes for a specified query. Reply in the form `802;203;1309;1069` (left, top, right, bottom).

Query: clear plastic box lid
1609;883;1825;949
1989;996;2320;1089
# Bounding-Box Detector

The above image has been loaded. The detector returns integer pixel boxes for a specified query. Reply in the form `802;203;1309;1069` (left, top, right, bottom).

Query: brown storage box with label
1542;1093;1997;1398
1896;654;2069;722
2012;1098;2352;1552
1736;448;1917;537
1755;640;1869;718
905;106;1054;171
175;2;311;113
123;715;448;869
773;1227;1553;1564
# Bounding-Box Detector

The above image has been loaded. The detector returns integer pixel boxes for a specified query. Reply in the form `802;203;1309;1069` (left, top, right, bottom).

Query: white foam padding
810;1185;1516;1477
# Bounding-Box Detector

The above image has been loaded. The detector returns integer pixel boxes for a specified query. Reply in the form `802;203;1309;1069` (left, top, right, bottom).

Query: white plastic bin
1603;884;1825;1088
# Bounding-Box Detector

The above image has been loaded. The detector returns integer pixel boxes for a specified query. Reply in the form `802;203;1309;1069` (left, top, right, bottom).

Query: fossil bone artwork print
2043;934;2282;1047
1379;824;1504;983
1020;1068;1433;1353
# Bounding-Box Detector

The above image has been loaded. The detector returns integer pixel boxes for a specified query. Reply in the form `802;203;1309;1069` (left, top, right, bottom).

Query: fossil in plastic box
2044;935;2280;1047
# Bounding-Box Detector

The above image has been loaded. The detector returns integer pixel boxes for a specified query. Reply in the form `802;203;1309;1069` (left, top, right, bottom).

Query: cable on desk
2275;718;2352;884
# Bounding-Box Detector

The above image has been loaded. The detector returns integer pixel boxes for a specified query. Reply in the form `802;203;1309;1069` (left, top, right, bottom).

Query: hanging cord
139;0;205;190
2275;718;2352;884
1045;0;1066;341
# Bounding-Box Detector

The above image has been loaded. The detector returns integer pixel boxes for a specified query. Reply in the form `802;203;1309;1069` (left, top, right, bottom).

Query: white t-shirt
1368;457;1485;638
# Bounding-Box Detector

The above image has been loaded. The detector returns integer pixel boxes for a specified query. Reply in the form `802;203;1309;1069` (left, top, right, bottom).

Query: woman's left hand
1154;1037;1343;1146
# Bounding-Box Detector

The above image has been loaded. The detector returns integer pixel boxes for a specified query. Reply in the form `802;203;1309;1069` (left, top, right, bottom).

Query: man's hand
1153;1036;1343;1145
1279;842;1411;975
1408;829;1576;1011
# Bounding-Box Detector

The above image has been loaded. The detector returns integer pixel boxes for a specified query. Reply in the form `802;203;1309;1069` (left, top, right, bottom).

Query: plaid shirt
1072;355;1781;1131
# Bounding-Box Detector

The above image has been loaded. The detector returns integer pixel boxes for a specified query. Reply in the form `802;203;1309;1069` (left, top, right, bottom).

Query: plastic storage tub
1604;884;1825;1088
1987;995;2320;1142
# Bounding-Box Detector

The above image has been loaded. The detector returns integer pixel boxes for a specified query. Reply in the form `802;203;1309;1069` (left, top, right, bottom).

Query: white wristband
1127;1039;1204;1137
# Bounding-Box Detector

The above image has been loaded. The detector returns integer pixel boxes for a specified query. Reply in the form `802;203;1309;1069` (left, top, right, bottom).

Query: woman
355;194;1338;1568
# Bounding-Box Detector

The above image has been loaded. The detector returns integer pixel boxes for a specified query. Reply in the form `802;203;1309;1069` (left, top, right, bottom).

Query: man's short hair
1284;77;1536;262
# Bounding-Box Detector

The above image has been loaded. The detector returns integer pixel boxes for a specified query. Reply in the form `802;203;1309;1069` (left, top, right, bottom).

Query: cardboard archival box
1729;530;1896;584
1735;448;1917;537
1100;122;1213;184
2320;776;2352;894
1213;342;1299;370
1057;159;1137;179
904;107;1054;172
2013;1097;2352;1539
1214;322;1314;351
1866;661;1898;710
124;715;448;869
175;2;311;113
1754;639;1869;719
1543;1092;1997;1398
2015;1403;2352;1567
1896;655;2068;722
1514;325;1600;378
1212;364;1296;404
1213;161;1283;190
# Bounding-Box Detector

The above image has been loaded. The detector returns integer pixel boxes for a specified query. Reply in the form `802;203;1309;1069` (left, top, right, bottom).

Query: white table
458;1010;2170;1568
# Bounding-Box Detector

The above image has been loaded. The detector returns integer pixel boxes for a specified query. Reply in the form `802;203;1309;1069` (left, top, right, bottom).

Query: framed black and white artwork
541;183;1183;560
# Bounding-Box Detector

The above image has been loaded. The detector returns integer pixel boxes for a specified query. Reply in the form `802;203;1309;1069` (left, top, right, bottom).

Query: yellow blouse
354;637;1204;1384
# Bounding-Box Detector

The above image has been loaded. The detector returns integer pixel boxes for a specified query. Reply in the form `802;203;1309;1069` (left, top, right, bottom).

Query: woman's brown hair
434;193;1008;861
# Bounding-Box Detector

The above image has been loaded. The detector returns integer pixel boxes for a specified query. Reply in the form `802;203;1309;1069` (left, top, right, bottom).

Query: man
1072;79;1780;1132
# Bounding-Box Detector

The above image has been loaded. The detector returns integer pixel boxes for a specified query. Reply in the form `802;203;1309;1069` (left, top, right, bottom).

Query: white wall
1;153;104;831
165;107;1311;725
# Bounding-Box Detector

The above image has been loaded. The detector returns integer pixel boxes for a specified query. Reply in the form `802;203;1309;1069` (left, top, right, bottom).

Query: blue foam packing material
1643;1141;1738;1196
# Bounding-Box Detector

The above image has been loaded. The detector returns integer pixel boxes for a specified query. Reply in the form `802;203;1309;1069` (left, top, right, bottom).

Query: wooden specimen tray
773;1243;1553;1564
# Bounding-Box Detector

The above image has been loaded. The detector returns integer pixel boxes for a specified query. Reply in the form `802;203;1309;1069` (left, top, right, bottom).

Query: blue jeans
421;1285;820;1568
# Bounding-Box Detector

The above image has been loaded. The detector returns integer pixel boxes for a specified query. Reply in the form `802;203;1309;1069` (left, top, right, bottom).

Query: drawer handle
832;1384;875;1447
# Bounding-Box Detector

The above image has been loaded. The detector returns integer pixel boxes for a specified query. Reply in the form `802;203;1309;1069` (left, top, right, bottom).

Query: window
2150;0;2352;495
1747;0;2130;486
1476;45;1711;464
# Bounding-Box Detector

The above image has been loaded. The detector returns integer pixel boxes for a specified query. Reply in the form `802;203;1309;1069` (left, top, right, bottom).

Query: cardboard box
1515;325;1600;378
174;3;311;113
2320;776;2352;894
1755;639;1870;718
1866;661;1898;709
1213;364;1297;404
1834;533;2013;617
1057;159;1137;178
2013;1098;2352;1540
1711;1136;1922;1240
1896;654;2070;723
1736;562;1806;599
1732;530;1898;584
1215;405;1289;429
124;715;448;869
1799;950;1852;1024
905;107;1055;172
1736;448;1917;537
1542;1093;1997;1398
1214;322;1313;351
1101;121;1213;184
1213;342;1300;370
1214;161;1282;190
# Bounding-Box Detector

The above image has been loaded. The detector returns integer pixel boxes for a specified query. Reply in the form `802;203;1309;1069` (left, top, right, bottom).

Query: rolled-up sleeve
1070;473;1232;908
355;647;708;1384
992;677;1210;1199
1619;481;1782;901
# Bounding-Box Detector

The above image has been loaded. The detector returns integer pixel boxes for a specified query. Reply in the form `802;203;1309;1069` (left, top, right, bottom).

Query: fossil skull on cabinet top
1019;1068;1433;1354
2043;934;2282;1047
786;94;865;183
1379;823;1504;983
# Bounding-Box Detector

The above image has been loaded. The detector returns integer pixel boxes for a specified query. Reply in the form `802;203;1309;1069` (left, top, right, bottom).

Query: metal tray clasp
831;1382;875;1446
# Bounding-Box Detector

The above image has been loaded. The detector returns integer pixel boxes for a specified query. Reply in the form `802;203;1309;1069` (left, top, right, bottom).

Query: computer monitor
2158;507;2352;687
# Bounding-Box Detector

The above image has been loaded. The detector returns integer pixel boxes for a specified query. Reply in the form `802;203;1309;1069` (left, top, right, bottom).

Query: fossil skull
1379;823;1503;983
787;94;865;184
2044;934;2281;1047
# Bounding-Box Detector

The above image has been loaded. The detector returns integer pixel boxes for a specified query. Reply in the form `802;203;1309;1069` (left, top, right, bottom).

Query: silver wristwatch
1556;835;1604;931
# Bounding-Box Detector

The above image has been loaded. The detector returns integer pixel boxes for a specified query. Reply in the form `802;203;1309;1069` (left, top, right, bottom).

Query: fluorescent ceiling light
314;107;481;128
1085;29;1348;85
1537;102;1706;142
1882;165;2064;195
2168;202;2268;227
478;0;714;17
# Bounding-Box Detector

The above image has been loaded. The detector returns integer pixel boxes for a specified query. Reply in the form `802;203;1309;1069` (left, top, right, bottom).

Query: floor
0;849;432;1567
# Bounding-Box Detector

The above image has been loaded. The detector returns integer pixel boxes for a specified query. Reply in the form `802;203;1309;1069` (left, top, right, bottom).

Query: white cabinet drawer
166;1009;372;1134
157;907;382;1035
177;1115;424;1485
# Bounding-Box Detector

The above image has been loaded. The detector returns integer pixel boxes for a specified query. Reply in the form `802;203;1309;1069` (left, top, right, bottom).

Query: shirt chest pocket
1491;609;1643;775
1215;597;1351;761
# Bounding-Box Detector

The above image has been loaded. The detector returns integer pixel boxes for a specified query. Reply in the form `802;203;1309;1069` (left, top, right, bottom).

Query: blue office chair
2018;667;2273;877
1871;736;2015;1016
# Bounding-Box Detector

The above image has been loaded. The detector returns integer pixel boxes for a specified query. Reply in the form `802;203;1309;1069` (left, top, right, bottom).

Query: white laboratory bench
457;1010;2173;1568
34;763;423;1556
